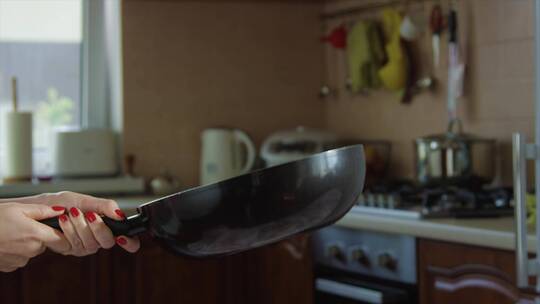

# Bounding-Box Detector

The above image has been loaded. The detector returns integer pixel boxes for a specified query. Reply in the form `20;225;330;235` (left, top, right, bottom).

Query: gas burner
352;181;514;219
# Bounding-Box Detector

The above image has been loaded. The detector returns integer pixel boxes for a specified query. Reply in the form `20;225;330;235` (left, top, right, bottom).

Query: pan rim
138;144;364;210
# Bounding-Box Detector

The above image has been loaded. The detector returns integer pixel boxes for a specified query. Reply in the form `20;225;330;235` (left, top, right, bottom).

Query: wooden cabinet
0;236;313;304
418;239;538;304
242;235;313;304
0;252;106;304
118;238;230;304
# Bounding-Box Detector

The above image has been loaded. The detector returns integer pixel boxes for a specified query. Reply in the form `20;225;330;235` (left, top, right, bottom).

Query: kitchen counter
337;212;538;253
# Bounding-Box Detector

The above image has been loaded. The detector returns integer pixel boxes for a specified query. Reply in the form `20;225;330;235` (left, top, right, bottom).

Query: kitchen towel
346;20;385;93
378;9;408;92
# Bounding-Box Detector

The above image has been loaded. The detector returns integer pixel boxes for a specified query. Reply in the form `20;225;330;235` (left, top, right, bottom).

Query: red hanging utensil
321;25;347;49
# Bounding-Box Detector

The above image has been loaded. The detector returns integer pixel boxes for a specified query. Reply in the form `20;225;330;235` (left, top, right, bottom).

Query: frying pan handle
40;213;147;237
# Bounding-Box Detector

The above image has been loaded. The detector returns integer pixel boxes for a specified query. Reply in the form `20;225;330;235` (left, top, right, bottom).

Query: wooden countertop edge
336;213;537;253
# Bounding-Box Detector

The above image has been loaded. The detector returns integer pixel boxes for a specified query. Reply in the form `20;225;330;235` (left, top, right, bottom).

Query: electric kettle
200;128;256;185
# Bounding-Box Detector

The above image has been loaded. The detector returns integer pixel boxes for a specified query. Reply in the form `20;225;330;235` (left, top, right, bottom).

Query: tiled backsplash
122;1;325;187
122;0;535;187
324;0;535;185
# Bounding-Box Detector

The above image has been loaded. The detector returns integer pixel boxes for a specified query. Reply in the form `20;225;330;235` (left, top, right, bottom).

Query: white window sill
0;176;145;198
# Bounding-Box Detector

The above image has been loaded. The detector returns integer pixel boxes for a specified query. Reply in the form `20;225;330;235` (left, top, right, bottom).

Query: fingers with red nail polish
52;206;65;212
84;212;96;223
85;212;115;249
115;209;126;219
40;192;140;255
116;237;127;245
65;207;99;255
57;212;83;256
59;214;68;223
115;235;139;253
69;207;79;217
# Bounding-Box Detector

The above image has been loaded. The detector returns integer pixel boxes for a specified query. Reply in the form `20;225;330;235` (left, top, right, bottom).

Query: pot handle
40;212;148;237
447;118;463;135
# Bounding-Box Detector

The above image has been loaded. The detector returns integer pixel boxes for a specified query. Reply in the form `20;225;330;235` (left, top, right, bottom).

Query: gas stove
350;181;514;219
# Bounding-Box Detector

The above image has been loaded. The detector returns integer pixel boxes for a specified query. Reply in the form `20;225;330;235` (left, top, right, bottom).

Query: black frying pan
43;145;365;258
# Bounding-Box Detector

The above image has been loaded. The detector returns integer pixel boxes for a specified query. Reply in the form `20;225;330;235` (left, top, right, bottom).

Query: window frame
81;0;123;132
0;0;124;192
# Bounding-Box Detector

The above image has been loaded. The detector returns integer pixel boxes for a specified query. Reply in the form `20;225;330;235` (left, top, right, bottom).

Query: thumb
37;226;71;254
21;204;65;221
20;204;71;253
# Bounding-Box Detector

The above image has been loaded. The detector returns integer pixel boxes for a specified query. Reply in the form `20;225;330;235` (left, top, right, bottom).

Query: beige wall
323;0;535;185
122;1;325;186
123;0;536;187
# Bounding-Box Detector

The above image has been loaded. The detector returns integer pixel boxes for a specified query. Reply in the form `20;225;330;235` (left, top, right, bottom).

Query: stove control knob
326;245;346;263
351;248;370;267
357;194;366;206
377;253;397;271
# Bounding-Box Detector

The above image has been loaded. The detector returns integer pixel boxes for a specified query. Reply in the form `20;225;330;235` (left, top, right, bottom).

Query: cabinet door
112;237;231;304
0;268;21;304
120;237;313;304
243;235;313;304
0;250;104;304
418;239;537;304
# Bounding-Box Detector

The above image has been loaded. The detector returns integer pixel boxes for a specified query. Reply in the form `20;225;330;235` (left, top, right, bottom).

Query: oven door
315;277;412;304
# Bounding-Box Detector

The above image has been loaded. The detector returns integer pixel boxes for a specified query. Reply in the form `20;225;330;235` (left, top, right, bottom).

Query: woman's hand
38;191;140;256
0;203;70;272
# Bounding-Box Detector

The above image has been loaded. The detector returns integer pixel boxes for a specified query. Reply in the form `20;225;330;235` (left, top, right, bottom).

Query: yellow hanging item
346;20;385;93
378;9;407;91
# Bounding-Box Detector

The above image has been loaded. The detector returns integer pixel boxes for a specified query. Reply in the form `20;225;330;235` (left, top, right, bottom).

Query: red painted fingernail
115;209;126;219
59;214;68;223
85;212;96;223
52;206;65;212
69;207;79;217
116;237;127;246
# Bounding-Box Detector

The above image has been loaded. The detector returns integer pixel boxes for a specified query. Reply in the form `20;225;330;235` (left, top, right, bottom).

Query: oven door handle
315;278;384;304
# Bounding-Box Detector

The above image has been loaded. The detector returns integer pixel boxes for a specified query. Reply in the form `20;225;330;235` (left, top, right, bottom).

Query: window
0;0;83;177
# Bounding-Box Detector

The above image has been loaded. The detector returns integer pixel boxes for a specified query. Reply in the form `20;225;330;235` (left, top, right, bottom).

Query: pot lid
416;119;494;143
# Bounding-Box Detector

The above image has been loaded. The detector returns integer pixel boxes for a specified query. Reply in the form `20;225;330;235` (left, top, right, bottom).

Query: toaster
260;127;339;168
53;129;118;177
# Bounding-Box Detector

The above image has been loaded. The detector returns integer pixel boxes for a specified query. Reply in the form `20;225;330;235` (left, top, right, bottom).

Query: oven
313;226;417;304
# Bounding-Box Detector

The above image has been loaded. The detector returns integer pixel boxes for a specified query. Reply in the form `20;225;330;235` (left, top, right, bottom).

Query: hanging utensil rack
321;0;433;20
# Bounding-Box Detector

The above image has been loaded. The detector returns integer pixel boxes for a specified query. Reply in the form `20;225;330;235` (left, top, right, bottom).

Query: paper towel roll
3;112;32;182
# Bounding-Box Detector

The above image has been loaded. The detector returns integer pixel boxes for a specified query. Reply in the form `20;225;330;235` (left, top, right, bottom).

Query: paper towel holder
3;77;33;184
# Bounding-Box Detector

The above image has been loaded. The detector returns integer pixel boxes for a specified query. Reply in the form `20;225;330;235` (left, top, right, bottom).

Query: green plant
35;87;74;127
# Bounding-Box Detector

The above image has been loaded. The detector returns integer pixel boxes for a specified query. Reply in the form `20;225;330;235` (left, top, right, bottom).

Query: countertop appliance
200;128;256;185
53;129;118;177
261;127;338;167
349;180;513;219
313;225;417;304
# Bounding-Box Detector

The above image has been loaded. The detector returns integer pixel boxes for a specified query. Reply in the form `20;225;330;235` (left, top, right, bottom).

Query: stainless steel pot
415;119;496;185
